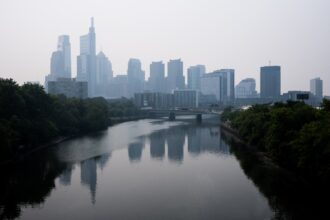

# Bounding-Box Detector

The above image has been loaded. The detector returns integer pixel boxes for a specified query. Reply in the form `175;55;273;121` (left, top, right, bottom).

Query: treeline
0;78;140;162
222;100;330;187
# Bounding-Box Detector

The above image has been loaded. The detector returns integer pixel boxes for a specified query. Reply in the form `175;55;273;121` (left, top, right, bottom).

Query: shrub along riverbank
0;78;141;162
221;100;330;189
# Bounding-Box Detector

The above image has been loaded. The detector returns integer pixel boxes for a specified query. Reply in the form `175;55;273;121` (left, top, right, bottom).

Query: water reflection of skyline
56;125;231;205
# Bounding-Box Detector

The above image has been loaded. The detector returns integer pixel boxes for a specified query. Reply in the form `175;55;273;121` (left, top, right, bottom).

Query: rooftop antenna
91;17;94;27
269;60;271;66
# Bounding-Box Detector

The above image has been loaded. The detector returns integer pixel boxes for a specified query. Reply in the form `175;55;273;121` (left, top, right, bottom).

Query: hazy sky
0;0;329;95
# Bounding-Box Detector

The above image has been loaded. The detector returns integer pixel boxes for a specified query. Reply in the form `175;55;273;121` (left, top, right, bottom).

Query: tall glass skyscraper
149;61;165;93
187;65;205;91
310;77;323;100
127;58;145;97
260;66;281;99
57;35;71;78
77;18;96;97
167;59;185;92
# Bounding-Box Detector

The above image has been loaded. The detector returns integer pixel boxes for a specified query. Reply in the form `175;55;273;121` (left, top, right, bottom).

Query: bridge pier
196;113;202;123
169;112;176;121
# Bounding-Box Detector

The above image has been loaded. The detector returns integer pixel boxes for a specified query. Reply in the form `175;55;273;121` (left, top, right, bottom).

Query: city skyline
0;0;329;95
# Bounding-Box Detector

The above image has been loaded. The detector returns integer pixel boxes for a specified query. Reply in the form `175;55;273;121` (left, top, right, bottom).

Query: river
0;117;320;220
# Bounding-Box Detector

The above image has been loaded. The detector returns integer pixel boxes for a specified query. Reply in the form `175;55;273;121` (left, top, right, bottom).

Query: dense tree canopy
0;78;140;162
222;100;330;186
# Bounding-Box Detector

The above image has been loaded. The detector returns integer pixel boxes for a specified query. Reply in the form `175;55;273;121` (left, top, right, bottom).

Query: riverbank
0;116;147;166
221;102;330;191
220;122;281;170
220;122;329;219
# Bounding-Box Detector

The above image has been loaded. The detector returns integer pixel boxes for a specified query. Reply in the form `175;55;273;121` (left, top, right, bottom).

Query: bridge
142;109;221;122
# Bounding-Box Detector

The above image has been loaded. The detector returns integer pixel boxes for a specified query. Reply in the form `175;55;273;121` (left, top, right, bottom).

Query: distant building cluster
44;18;324;107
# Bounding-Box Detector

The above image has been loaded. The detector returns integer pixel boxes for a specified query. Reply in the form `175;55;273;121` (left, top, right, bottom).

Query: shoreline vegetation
0;78;143;163
221;100;330;193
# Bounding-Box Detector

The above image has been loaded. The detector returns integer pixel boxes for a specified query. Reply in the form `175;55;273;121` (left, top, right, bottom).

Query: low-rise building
173;89;198;108
47;78;88;99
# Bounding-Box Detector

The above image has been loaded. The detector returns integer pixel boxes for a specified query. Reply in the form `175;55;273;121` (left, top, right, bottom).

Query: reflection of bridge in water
142;109;221;122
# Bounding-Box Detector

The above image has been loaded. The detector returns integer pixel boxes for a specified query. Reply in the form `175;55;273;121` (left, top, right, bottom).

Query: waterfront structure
149;61;165;93
310;77;323;101
187;65;205;91
260;66;281;99
77;18;96;97
95;51;113;97
173;89;198;108
235;78;258;98
47;78;88;99
167;59;185;92
127;58;145;97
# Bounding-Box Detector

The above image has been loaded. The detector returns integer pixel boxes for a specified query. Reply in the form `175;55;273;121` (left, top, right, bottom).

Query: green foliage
223;101;330;185
0;78;139;162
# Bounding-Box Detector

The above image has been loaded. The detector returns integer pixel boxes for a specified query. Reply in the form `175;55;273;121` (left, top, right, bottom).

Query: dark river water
0;117;323;220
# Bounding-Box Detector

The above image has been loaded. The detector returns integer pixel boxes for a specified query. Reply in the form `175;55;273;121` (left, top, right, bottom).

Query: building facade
201;74;223;102
47;78;88;99
235;78;258;98
77;18;96;97
187;65;205;91
310;77;323;101
209;69;235;103
173;89;198;108
57;35;71;78
96;51;113;97
260;66;281;99
149;61;165;93
127;58;145;97
167;59;185;92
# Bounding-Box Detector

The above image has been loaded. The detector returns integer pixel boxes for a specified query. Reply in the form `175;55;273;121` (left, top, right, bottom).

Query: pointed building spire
91;17;94;27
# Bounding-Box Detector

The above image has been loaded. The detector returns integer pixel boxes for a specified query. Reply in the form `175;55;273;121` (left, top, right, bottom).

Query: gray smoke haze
0;0;329;95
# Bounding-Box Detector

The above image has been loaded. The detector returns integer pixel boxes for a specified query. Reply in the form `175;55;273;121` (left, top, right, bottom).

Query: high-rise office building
45;35;72;91
260;66;281;99
57;35;71;78
209;69;235;103
310;77;323;100
50;51;64;76
235;78;258;98
187;65;205;91
77;18;96;97
149;61;165;93
167;59;185;92
96;51;113;97
201;74;223;102
127;58;145;97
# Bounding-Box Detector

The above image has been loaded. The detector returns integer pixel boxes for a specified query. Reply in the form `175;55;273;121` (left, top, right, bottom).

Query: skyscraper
201;74;223;102
45;35;72;91
235;78;258;98
260;66;281;99
209;69;235;103
167;59;185;92
49;35;71;78
187;65;205;91
57;35;71;78
149;61;165;93
77;18;96;97
310;77;323;100
50;51;64;76
127;58;145;97
96;51;113;97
